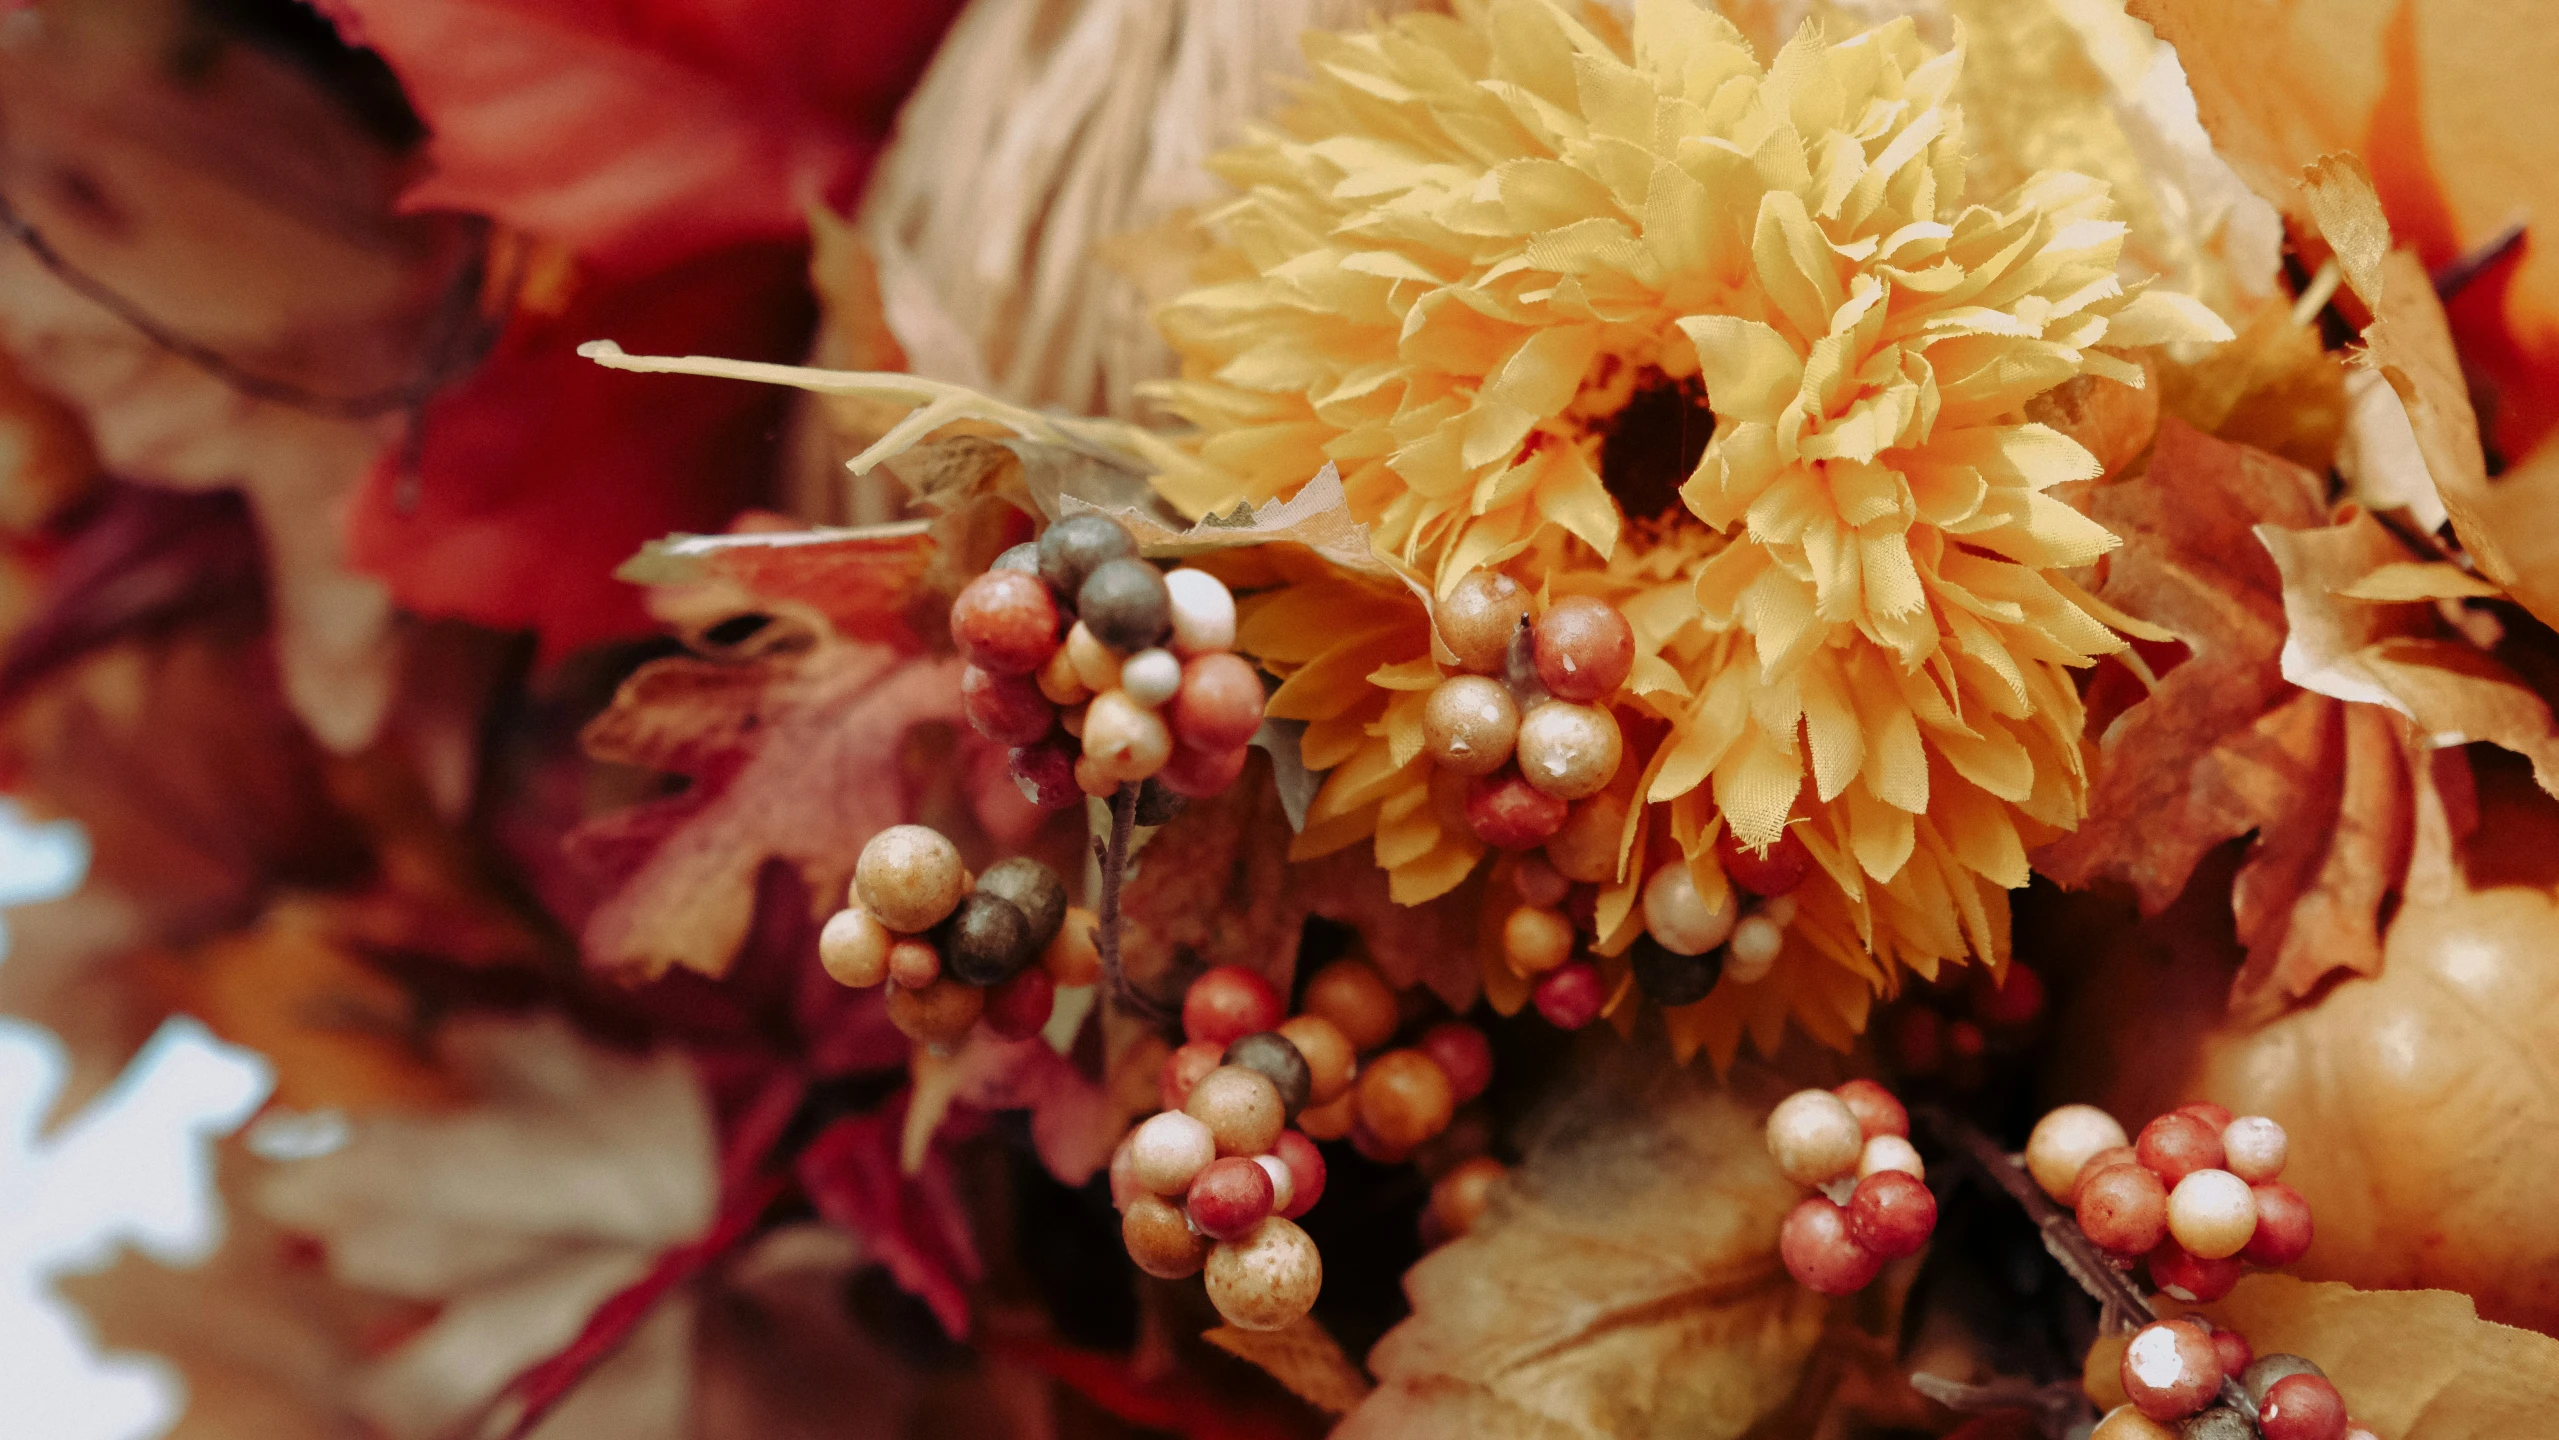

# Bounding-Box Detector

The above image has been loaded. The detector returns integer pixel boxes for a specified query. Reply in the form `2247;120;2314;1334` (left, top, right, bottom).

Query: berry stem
1917;1105;2262;1422
1092;783;1171;1025
1915;1104;2155;1328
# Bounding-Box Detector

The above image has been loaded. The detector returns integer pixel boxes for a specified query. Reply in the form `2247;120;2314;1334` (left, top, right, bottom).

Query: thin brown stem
1091;784;1171;1024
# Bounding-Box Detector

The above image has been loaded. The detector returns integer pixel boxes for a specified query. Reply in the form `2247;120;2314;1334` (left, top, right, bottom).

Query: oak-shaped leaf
1336;1059;1825;1440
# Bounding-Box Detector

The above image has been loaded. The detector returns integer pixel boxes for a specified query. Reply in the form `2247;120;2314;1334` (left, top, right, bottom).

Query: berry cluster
2028;1103;2313;1304
2097;1319;2373;1440
1766;1080;1938;1295
1426;575;1634;846
1109;958;1497;1328
818;825;1097;1043
1492;827;1810;1032
951;512;1263;805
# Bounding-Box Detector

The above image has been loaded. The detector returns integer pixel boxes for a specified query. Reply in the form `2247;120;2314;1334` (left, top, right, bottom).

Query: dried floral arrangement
6;0;2559;1438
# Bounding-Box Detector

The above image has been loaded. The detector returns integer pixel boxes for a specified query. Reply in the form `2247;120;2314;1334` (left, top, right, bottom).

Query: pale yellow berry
2220;1116;2287;1183
853;825;966;933
1857;1133;1925;1182
1204;1216;1323;1331
2165;1169;2257;1259
1067;620;1123;693
1514;701;1621;800
1725;913;1784;982
817;907;893;987
1421;676;1519;776
1082;689;1172;782
1641;863;1734;956
1766;1088;1864;1186
1129;1111;1216;1195
2025;1104;2130;1202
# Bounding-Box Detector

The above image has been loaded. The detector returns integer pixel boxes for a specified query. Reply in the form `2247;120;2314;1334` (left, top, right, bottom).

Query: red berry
2077;1162;2169;1256
1832;1079;1909;1140
1159;1040;1225;1112
2259;1373;2348;1440
2147;1238;2244;1303
1416;1021;1493;1105
2136;1111;2226;1185
1716;825;1812;896
2120;1319;2223;1422
1531;961;1605;1029
1846;1169;1936;1260
2177;1101;2235;1131
1185;1155;1275;1240
983;966;1057;1041
1269;1129;1326;1220
1970;963;2045;1030
1008;736;1081;809
2072;1145;2143;1202
2209;1328;2254;1383
1157;740;1251;798
2243;1181;2315;1268
1182;966;1284;1049
951;570;1062;675
1170;653;1266;751
1530;595;1634;703
961;665;1056;745
1465;766;1570;849
1779;1195;1883;1295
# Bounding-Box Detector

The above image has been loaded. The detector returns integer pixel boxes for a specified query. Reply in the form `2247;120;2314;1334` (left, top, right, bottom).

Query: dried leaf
1063;464;1396;584
2259;508;2559;793
2036;420;2416;1017
1204;1320;1373;1417
253;1016;714;1439
1339;1061;1825;1440
2173;1275;2559;1438
2131;0;2559;457
569;641;974;978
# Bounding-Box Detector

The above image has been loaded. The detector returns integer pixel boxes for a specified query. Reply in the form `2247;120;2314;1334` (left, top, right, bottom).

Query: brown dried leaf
1117;760;1482;1010
2260;507;2559;794
1337;1062;1825;1440
2035;419;2413;1017
2172;1276;2559;1438
1065;464;1398;584
1203;1319;1373;1417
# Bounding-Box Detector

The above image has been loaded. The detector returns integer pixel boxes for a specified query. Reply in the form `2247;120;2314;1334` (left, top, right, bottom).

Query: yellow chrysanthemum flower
1155;0;2229;1061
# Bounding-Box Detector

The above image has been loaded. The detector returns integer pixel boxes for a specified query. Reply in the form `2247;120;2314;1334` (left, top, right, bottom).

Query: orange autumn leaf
2132;0;2559;458
2032;419;2415;1018
2170;1275;2559;1437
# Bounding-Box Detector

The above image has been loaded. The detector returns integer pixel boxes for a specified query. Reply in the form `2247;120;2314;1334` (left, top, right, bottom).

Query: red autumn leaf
321;0;963;275
568;637;975;979
904;1031;1120;1187
796;1105;981;1340
345;243;816;657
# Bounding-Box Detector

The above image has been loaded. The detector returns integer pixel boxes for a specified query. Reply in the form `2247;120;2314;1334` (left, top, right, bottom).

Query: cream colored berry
2220;1116;2288;1184
1858;1133;1925;1182
1422;675;1519;776
1725;913;1784;982
853;825;966;933
1082;689;1172;782
1164;568;1237;654
1642;863;1734;956
1767;1088;1864;1186
1514;701;1621;800
818;907;893;987
2026;1104;2130;1202
1129;1111;1217;1195
2166;1169;2258;1259
1204;1216;1323;1331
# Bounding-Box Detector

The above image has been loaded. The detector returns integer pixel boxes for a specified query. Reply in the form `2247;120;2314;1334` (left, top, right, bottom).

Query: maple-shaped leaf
2035;419;2423;1018
569;636;973;980
1338;1058;1826;1440
2169;1275;2559;1438
321;0;963;276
